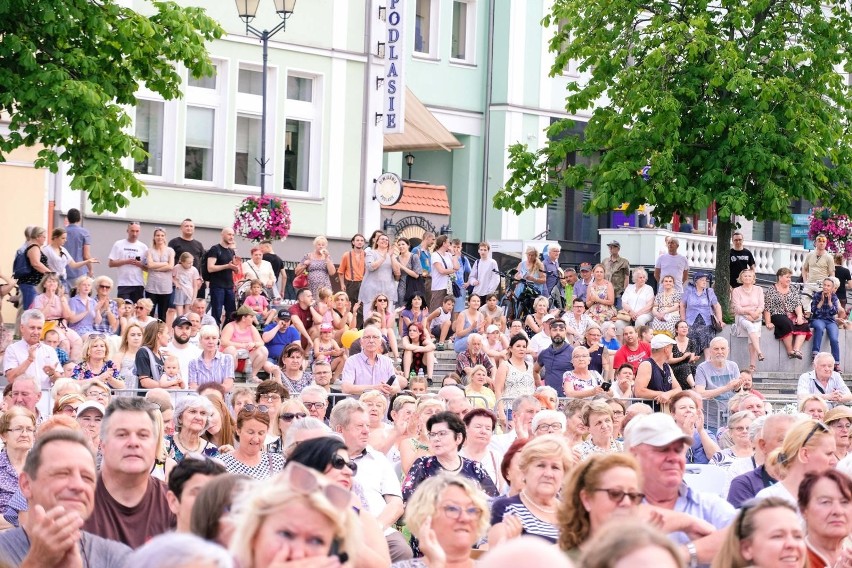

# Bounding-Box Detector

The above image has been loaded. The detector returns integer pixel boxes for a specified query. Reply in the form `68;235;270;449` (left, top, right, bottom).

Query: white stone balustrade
599;228;811;278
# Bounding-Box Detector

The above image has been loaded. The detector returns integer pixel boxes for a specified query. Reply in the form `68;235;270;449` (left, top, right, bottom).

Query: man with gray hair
84;398;174;548
727;413;796;507
3;309;62;387
0;430;131;567
299;384;330;422
694;337;742;401
654;236;689;291
489;395;542;454
330;399;408;562
455;333;494;380
796;351;852;406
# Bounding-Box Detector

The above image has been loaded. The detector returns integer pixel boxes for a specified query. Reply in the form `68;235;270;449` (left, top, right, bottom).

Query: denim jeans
19;283;37;311
810;318;840;362
209;286;235;327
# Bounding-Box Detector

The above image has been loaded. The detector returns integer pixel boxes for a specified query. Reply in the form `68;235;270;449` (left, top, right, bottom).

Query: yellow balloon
341;329;362;349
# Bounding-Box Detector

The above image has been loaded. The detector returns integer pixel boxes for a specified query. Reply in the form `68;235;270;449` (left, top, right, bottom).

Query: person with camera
297;236;337;300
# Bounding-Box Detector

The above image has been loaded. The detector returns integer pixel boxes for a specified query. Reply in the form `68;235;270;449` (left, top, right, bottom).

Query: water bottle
417;368;425;380
409;371;416;382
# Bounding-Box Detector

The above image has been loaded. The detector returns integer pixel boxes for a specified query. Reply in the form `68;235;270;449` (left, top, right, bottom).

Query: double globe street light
234;0;297;196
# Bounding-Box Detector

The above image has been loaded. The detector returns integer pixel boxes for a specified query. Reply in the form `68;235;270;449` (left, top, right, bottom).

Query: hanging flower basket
808;207;852;259
233;196;291;242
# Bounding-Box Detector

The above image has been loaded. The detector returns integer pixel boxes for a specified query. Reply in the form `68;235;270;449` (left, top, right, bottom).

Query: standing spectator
729;231;755;288
241;247;276;299
395;236;423;305
654;236;689;291
167;219;205;299
542;244;564;301
535;319;574;395
360;233;400;317
764;267;811;359
514;246;546;297
834;253;851;308
732;268;765;373
296;236;337;300
205;227;240;326
338;233;367;324
469;242;500;302
573;262;594;302
340;326;401;395
145;227;175;322
428;235;459;314
84;398;175;548
64;208;93;283
3;309;62;387
411;231;435;307
43;227;99;292
108;221;148;303
603;240;630;307
810;277;842;370
680;271;724;359
259;240;286;300
17;227;52;310
802;234;835;302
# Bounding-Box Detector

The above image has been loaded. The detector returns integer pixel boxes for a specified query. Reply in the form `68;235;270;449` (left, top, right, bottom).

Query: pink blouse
732;285;764;316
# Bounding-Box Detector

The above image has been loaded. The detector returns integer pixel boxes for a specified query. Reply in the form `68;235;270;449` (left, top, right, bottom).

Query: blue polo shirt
537;342;574;396
263;323;301;361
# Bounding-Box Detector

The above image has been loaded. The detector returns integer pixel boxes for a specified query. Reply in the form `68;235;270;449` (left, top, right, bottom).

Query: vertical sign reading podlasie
383;0;405;133
233;196;292;243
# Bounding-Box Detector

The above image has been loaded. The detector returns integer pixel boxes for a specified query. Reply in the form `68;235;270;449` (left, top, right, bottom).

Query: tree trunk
714;218;733;319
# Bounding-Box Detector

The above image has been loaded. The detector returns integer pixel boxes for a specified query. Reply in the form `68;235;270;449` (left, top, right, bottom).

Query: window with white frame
238;68;263;96
283;74;319;193
234;65;269;189
234;115;262;187
451;0;475;63
184;106;215;181
183;61;224;185
415;0;439;57
133;99;164;176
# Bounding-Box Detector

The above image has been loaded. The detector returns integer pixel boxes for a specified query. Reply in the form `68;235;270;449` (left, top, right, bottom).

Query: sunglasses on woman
591;488;645;505
329;454;358;474
243;404;270;413
285;462;351;511
280;412;308;422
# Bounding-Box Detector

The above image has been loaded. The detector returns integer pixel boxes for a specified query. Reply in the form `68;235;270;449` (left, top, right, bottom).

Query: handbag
293;273;308;290
710;315;723;333
439;254;463;298
616;310;632;322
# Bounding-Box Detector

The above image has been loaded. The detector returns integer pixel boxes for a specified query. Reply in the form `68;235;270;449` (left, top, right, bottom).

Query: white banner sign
383;0;405;133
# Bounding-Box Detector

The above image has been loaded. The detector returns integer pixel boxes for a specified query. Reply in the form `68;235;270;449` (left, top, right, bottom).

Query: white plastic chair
683;464;729;499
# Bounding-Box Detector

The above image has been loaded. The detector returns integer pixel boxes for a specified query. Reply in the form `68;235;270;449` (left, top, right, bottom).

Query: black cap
277;309;292;320
172;315;191;327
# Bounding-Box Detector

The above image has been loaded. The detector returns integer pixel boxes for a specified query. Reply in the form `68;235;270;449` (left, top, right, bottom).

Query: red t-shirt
613;341;652;373
289;303;314;349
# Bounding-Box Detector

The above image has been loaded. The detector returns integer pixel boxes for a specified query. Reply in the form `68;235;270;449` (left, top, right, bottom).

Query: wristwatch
685;541;698;568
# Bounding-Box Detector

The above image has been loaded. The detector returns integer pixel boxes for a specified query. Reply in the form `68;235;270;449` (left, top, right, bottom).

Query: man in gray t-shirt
694;338;743;402
654;237;690;291
0;431;130;567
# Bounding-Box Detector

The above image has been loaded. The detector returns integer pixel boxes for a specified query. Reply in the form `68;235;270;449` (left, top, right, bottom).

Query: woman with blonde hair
70;333;123;388
130;297;157;328
523;295;550;337
711;497;805;568
799;395;829;421
732;268;765;372
488;434;573;546
145;227;175;322
296;235;337;300
31;273;84;358
558;453;646;560
755;419;838;506
67;275;98;336
113;322;144;390
586;264;617;324
514;247;545;299
229;462;359;568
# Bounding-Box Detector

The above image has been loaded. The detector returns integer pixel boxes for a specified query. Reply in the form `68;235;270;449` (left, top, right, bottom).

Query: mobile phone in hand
386;375;396;386
601;382;612;392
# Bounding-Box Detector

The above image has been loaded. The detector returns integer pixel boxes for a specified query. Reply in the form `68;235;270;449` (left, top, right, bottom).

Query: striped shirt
489;495;558;543
188;352;235;386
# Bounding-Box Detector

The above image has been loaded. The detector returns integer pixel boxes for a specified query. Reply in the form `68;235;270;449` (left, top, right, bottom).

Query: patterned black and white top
489;495;559;544
218;452;285;480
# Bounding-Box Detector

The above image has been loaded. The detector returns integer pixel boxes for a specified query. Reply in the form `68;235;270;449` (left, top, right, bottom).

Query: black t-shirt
263;252;285;278
168;237;205;271
729;248;756;287
208;244;236;289
836;266;851;301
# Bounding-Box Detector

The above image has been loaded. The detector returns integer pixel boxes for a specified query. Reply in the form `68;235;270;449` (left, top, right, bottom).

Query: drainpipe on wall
359;0;376;234
480;0;496;242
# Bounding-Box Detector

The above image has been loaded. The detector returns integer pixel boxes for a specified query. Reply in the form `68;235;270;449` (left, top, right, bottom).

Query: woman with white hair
128;533;232;568
562;345;605;399
531;409;567;437
166;395;220;462
710;411;755;468
617;267;655;336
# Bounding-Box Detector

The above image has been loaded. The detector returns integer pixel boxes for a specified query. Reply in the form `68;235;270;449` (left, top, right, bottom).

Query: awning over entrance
383;88;464;152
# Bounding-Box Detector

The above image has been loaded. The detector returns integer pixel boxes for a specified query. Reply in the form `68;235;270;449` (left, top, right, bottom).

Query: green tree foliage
494;0;852;310
0;0;223;213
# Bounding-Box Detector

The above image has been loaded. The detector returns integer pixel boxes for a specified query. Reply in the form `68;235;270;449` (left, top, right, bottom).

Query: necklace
440;455;463;472
521;490;556;514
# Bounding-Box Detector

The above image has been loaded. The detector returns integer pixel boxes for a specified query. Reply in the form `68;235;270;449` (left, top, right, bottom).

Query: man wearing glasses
341;326;405;395
625;412;736;566
729;232;755;288
107;221;148;302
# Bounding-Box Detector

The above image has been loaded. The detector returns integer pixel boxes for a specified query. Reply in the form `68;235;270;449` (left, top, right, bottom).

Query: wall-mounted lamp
375;113;384;126
405;152;415;179
376;76;384;89
383;218;395;232
377;42;386;58
440;224;453;236
378;6;387;20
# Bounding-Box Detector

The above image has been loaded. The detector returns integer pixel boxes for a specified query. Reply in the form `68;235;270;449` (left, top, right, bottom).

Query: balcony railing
598;228;813;277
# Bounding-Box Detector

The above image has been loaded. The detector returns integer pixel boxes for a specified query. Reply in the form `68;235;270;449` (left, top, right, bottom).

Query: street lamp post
405;152;415;180
234;0;297;196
